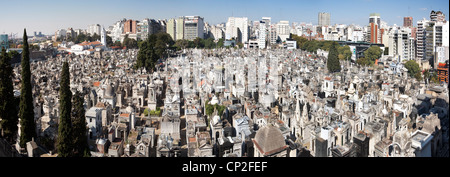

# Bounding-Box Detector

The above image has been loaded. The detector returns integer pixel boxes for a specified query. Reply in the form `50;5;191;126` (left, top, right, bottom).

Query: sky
0;0;448;37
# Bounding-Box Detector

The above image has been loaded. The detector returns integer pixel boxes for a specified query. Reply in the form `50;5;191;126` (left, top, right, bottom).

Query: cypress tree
327;42;341;73
19;29;36;148
72;91;90;157
57;61;73;157
0;48;19;143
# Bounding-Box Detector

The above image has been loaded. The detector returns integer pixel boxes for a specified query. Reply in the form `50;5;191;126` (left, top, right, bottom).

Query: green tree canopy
338;45;352;60
291;34;308;49
193;37;205;48
123;35;138;49
204;38;216;49
205;101;215;117
364;46;383;66
136;32;174;72
404;60;422;81
356;57;370;66
216;38;225;48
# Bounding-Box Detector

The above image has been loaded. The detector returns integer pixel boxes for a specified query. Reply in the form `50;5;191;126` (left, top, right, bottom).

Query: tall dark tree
136;32;174;71
19;29;36;148
106;36;113;47
327;42;341;73
72;91;90;157
57;61;73;157
0;48;18;143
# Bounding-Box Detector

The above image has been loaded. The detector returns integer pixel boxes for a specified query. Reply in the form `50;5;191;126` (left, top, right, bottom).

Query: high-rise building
417;19;430;61
369;13;381;44
430;10;446;22
137;19;149;40
110;19;125;42
276;21;290;42
417;11;448;69
318;12;330;26
369;22;379;44
183;16;204;40
87;24;101;36
167;18;176;40
225;17;249;43
261;17;271;28
124;19;137;34
404;17;413;27
176;17;185;40
369;13;381;28
258;21;266;49
268;24;277;45
426;22;444;68
0;34;8;50
388;28;415;61
210;24;224;40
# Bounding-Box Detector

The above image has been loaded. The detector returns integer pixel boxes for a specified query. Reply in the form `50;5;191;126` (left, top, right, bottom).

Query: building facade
276;21;290;42
404;17;413;27
167;18;177;40
176;17;185;40
184;16;204;40
388;28;415;61
124;19;137;34
318;12;330;26
258;21;267;49
87;24;101;36
225;17;249;43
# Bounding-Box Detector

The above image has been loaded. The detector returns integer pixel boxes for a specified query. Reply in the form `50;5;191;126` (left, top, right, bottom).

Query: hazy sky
0;0;448;37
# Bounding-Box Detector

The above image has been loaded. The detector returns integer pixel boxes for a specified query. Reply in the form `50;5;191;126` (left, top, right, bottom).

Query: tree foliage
149;107;161;116
338;45;352;60
356;57;370;66
205;101;215;117
0;48;18;143
404;60;422;81
215;104;226;118
136;32;174;72
106;36;113;47
143;108;149;117
57;61;73;157
72;91;90;157
216;38;225;48
327;42;341;73
291;34;308;49
363;46;383;66
19;29;36;148
123;34;138;49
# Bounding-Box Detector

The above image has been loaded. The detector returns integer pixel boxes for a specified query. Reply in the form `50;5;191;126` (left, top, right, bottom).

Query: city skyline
0;0;448;36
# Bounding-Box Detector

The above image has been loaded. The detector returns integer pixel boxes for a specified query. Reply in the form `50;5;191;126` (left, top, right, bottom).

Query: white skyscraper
276;21;290;42
184;16;204;40
259;21;266;49
388;28;415;61
110;20;125;42
226;17;249;43
318;12;330;26
87;24;101;36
